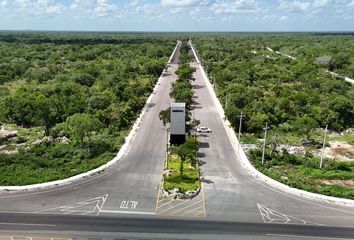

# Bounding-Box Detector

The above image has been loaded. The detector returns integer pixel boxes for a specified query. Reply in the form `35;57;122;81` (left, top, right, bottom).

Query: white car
196;126;212;133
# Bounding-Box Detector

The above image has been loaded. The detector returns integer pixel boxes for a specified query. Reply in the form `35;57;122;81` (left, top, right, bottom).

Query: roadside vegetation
160;41;201;194
194;33;354;199
0;32;174;185
264;34;354;78
164;137;200;193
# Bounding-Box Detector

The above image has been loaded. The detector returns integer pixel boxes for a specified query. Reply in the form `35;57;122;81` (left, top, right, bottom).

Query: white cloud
35;0;66;15
278;0;311;12
280;15;288;21
136;4;160;15
0;0;7;8
70;0;93;10
161;0;199;7
170;7;182;14
15;0;31;8
94;0;118;17
15;0;65;15
211;0;260;14
313;0;329;7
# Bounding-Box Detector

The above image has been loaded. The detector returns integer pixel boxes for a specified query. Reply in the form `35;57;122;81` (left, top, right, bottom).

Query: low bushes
250;149;354;199
164;155;200;193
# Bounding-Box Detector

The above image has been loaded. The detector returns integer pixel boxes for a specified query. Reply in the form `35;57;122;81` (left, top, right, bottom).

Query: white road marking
100;210;155;215
156;199;192;215
156;199;175;209
169;200;203;215
266;234;353;240
194;211;205;217
0;173;109;200
257;203;322;225
0;223;56;227
250;178;354;215
120;200;138;209
35;194;108;216
180;206;203;216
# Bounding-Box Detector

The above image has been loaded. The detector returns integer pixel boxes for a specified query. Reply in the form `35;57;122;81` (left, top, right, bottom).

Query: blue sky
0;0;353;31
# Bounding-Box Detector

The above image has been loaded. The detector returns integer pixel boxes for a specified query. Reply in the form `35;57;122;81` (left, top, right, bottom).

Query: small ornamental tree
159;107;171;126
66;113;102;144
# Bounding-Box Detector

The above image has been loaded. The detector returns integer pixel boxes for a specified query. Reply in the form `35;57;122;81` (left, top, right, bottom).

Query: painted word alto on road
120;200;138;209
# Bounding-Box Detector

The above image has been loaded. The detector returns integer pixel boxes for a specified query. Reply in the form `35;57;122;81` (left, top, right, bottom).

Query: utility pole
238;111;245;150
320;125;328;169
261;123;269;165
166;127;169;168
191;111;195;137
225;94;229;110
238;111;244;141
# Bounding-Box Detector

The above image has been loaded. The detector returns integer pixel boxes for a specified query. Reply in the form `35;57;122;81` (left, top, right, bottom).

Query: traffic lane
169;41;181;65
98;65;180;213
190;62;354;226
192;66;256;221
0;213;354;239
0;63;178;215
1;233;353;240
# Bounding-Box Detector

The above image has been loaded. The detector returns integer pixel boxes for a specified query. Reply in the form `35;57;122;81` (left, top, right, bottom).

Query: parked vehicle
196;126;212;133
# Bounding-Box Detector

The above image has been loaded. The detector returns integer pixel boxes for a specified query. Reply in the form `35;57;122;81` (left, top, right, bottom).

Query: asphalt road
0;40;353;238
0;213;354;240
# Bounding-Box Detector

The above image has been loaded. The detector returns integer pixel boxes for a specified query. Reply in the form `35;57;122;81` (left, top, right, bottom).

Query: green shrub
335;162;352;172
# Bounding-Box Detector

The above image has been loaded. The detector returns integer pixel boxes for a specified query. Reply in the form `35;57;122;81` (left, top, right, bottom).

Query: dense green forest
194;34;354;133
0;32;174;185
193;34;354;199
265;34;354;78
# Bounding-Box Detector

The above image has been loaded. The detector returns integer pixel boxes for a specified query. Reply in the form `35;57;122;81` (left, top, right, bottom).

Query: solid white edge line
266;234;352;240
100;210;155;215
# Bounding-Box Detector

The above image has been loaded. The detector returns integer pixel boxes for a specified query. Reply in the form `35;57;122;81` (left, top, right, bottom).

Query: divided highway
0;40;353;239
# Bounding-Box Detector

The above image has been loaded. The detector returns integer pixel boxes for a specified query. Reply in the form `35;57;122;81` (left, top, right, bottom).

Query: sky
0;0;353;31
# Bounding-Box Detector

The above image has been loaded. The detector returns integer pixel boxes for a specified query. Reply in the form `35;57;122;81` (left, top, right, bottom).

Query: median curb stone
162;188;200;200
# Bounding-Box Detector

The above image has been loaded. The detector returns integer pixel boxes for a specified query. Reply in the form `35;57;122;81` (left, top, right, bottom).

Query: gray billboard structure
170;102;186;145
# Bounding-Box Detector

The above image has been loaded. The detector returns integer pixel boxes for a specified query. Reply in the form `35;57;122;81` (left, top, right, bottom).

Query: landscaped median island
0;32;175;186
163;137;200;199
159;40;202;199
193;34;354;200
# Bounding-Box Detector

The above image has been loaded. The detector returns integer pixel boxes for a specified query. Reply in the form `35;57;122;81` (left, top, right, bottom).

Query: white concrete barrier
189;41;354;207
0;41;181;192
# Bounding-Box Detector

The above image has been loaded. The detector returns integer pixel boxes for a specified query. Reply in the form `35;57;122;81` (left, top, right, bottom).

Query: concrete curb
0;41;181;192
189;41;354;207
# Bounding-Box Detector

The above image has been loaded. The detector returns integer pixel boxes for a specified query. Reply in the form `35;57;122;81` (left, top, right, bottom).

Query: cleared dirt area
0;126;18;138
324;141;354;162
321;179;354;188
